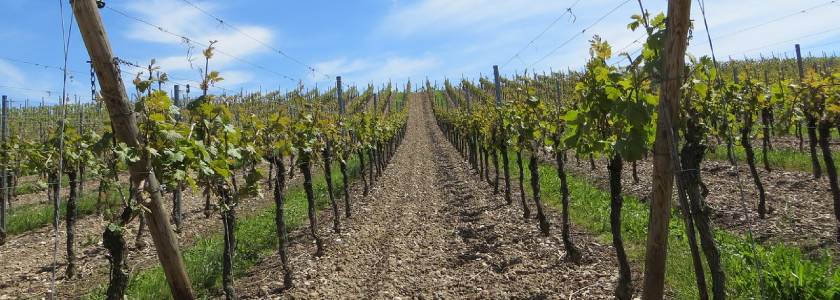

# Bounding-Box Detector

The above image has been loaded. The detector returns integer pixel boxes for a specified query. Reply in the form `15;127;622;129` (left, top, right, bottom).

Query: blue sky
0;0;838;105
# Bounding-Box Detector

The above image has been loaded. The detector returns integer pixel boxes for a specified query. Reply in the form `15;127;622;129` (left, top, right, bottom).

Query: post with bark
300;151;324;257
818;118;840;243
516;151;529;219
66;167;79;279
493;65;512;205
172;85;183;232
643;0;691;299
608;155;633;299
371;93;378;182
0;95;6;246
78;99;86;204
323;139;340;233
273;156;293;288
71;1;195;298
553;78;582;263
797;44;822;179
338;76;351;218
761;71;773;172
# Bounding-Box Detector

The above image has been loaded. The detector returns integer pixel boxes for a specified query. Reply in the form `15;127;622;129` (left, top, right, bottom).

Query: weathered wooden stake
643;0;692;299
71;0;195;298
797;44;823;179
0;95;7;245
493;65;512;205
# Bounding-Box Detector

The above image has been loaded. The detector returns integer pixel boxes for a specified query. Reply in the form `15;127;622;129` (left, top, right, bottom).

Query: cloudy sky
0;0;838;104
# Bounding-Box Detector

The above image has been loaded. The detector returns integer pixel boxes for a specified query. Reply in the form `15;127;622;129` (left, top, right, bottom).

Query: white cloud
119;0;277;87
690;0;840;58
144;24;274;73
373;56;439;82
378;0;840;78
109;0;840;92
216;70;254;89
380;0;579;37
0;59;25;85
312;55;439;87
313;58;371;77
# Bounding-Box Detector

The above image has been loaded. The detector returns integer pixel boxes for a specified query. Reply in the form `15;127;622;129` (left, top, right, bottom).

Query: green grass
14;181;48;195
12;175;72;196
5;185;126;235
84;158;363;299
708;145;840;173
509;152;840;298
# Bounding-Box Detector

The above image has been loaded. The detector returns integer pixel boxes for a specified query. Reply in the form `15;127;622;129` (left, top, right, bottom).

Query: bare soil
563;151;840;255
0;161;292;299
237;95;625;299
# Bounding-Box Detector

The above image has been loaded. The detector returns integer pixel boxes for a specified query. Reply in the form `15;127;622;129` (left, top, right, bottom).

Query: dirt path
239;95;620;299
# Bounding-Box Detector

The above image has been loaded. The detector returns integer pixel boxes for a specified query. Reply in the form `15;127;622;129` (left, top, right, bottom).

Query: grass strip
508;153;840;299
709;145;840;174
6;185;125;236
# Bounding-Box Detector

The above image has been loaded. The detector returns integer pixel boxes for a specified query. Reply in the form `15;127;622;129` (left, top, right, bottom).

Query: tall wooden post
337;76;344;114
78;96;86;207
174;85;181;108
172;84;184;232
492;66;502;106
1;96;6;209
797;44;823;178
795;44;805;81
493;65;512;205
643;0;692;299
71;0;195;298
0;95;7;245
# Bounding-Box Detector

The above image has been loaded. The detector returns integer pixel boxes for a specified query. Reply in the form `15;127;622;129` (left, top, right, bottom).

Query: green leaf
210;159;231;178
563;110;580;121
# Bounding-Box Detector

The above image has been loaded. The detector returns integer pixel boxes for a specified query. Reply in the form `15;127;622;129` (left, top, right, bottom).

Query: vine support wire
501;0;582;68
530;0;632;68
178;0;330;81
52;0;75;298
104;6;299;84
697;0;767;297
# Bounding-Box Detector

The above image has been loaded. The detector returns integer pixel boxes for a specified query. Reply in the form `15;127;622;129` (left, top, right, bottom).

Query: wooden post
78;96;86;206
0;95;7;245
643;0;692;299
463;81;471;113
493;66;502;106
795;44;805;81
173;85;181;108
373;93;378;116
1;96;6;209
797;44;823;179
71;1;195;298
337;76;344;114
493;65;512;205
732;67;739;83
